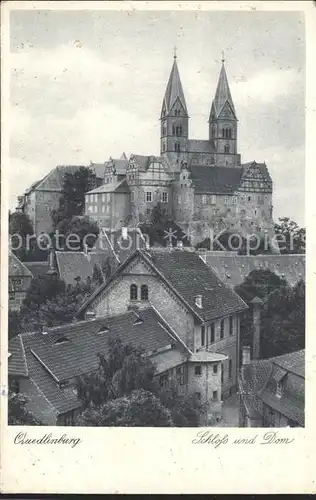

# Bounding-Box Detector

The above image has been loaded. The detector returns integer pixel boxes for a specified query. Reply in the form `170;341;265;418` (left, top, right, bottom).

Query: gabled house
238;347;305;427
9;252;33;311
76;247;248;400
8;307;225;425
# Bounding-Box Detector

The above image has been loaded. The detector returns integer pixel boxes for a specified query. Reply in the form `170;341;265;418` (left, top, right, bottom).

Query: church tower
160;51;189;168
209;55;240;167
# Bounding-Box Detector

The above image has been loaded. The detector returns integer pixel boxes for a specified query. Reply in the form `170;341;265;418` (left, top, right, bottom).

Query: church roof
211;62;236;119
161;57;188;116
189;165;242;194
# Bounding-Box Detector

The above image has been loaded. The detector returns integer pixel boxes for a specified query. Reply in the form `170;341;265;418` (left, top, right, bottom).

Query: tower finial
221;50;225;64
173;46;177;59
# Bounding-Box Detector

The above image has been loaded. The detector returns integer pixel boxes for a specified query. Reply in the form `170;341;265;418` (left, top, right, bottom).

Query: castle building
85;54;276;247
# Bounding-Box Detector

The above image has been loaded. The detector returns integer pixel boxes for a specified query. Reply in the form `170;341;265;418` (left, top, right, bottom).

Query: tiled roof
98;228;147;265
105;158;129;175
211;62;236;118
187;140;215;154
90;163;105;179
144;249;248;321
9;252;33;278
23;261;50;278
31;165;84;193
86;179;130;194
270;350;305;378
8;335;28;377
204;254;305;288
76;248;248;321
161;57;188;116
56;251;108;286
240;350;305;426
189;165;242;194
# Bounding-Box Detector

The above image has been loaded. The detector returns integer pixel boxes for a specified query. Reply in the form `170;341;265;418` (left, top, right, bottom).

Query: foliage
8;311;22;340
260;279;305;358
9;211;48;262
76;389;174;427
8;392;41;425
52;215;99;251
51;167;96;229
139;203;190;247
235;269;305;358
92;264;104;286
274;217;305;254
76;338;202;427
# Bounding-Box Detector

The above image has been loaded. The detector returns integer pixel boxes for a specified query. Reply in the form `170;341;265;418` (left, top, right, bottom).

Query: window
195;392;201;400
211;195;216;204
208;323;215;344
213;364;218;374
221;365;224;383
195;365;202;376
229;316;233;336
229;359;232;379
176;125;182;136
130;284;138;301
220;319;225;339
162;142;166;152
146;191;152;202
174;142;180;152
176;365;185;385
202;195;207;205
12;278;22;290
232;196;237;205
212;126;216;138
162;192;168;203
224;144;229;153
177;195;181;204
102;194;106;203
64;411;75;426
201;325;205;346
248;196;251;201
159;373;169;389
276;382;283;399
224;196;229;205
131;191;135;202
172;124;176;135
212;390;218;401
141;284;148;301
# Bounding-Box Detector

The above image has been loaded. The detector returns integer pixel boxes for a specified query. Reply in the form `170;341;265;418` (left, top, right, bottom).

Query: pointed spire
161;51;188;117
212;57;236;119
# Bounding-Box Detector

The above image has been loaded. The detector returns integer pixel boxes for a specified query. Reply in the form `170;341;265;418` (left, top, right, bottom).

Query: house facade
238;348;305;427
77;247;248;403
9;252;33;312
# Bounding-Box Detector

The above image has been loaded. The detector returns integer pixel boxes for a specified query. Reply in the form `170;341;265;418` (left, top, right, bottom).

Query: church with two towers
85;52;275;247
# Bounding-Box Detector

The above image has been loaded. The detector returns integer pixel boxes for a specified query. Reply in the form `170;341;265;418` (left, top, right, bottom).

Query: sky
9;9;305;225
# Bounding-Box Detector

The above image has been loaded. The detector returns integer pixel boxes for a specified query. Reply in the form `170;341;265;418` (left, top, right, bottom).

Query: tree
8;392;40;425
235;269;289;352
9;211;48;262
158;380;202;427
51;167;96;229
92;264;104;286
8;311;22;339
139;203;190;247
260;279;305;358
76;389;174;427
274;217;305;254
53;215;99;251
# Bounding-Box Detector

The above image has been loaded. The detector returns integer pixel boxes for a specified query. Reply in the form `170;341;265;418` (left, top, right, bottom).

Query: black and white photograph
5;4;307;433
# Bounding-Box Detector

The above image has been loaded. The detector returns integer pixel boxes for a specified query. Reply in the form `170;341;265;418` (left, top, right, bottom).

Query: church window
228;129;232;139
224;144;229;153
176;125;182;136
172;124;176;135
202;195;207;205
174;142;180;152
141;284;149;301
212;126;216;138
221;128;225;138
146;191;152;202
162;192;168;203
130;284;138;301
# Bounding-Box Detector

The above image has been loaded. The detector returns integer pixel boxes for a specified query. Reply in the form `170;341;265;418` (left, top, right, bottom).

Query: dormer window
53;336;69;346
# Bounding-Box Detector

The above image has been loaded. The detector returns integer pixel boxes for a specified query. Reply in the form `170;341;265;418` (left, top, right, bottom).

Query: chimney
250;296;263;360
242;346;251;366
195;294;203;309
176;240;183;249
86;310;96;321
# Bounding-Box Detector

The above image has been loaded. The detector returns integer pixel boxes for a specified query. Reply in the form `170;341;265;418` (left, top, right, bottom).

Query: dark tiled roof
106;158;128;175
86;179;130;194
204;254;305;288
161;58;188;115
9;252;33;278
145;249;248;321
270;350;305;378
33;165;85;192
189;165;242;194
8;335;28;377
90;163;105;179
25;307;180;381
187;140;215;154
23;261;50;278
260;381;304;426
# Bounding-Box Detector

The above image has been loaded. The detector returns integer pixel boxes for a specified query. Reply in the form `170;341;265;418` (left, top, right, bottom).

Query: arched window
222;128;225;138
141;284;148;301
172;125;176;135
224;144;229;153
228;129;232;139
174;142;180;152
130;284;138;301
